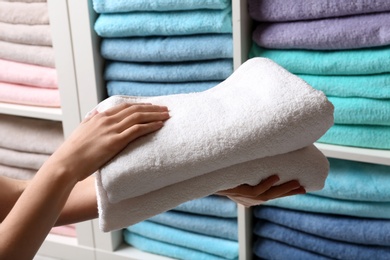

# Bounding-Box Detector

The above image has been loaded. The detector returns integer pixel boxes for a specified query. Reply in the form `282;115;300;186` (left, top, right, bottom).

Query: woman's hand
217;175;306;207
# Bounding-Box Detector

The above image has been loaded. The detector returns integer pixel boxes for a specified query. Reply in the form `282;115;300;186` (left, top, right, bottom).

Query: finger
251;175;280;195
275;186;306;199
113;104;169;123
121;121;165;143
102;102;159;117
117;111;170;132
84;109;99;121
219;175;280;197
257;180;301;200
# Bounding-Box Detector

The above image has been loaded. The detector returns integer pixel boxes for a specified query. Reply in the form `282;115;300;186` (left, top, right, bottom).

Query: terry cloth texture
0;58;57;88
94;58;333;204
0;147;49;170
100;34;233;62
107;81;219;97
0;164;36;180
0;1;49;25
298;73;390;99
254;206;390;246
253;12;390;50
92;0;230;13
104;59;233;83
94;9;232;37
249;43;390;75
0;22;52;46
247;0;390;22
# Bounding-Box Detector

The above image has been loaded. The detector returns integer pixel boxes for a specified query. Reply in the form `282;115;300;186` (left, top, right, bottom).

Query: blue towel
94;9;232;37
126;221;239;259
311;158;390;202
107;81;219;97
253;237;332;260
265;194;390;219
298;73;390;99
318;124;390;149
123;231;233;260
254;221;390;260
92;0;230;13
249;43;390;75
254;206;390;246
104;59;233;82
148;211;238;241
174;196;237;218
328;96;390;126
100;34;233;62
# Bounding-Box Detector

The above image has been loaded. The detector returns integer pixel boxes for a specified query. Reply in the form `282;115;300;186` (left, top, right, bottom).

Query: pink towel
0;82;60;107
50;225;77;238
0;59;57;89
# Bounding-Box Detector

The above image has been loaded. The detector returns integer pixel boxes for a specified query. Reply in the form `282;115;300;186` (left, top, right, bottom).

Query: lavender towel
248;0;390;22
94;9;232;37
253;12;390;50
104;59;233;83
254;206;390;246
0;22;52;46
249;43;390;75
101;34;233;62
254;221;390;260
0;1;49;25
92;0;230;13
298;74;390;99
107;81;219;97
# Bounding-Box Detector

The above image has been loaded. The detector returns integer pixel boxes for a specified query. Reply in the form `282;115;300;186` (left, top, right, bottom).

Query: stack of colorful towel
92;0;233;97
123;196;239;260
0;0;60;107
248;0;390;149
254;158;390;259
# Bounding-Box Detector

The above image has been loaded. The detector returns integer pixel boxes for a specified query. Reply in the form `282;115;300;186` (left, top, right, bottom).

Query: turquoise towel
311;158;390;202
328;96;390;126
101;34;233;62
149;211;238;241
107;81;219;97
318;124;390;149
298;73;390;99
104;59;233;82
94;9;232;37
249;43;390;75
93;0;230;13
124;231;232;260
265;194;390;219
174;196;237;218
126;221;238;259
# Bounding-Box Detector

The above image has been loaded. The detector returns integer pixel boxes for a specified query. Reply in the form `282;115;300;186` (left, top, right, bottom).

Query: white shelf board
315;143;390;166
0;102;62;121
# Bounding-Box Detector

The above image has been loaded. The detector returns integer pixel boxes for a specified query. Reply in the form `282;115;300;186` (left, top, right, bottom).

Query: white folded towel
97;145;329;231
92;58;334;204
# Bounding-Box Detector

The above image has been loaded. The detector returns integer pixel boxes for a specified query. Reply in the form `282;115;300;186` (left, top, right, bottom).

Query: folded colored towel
253;12;390;50
101;34;233;62
123;231;232;260
104;59;233;83
174;196;237;218
0;22;52;46
298;73;390;99
0;114;63;154
318;124;390;149
253;237;332;260
94;58;333;204
2;0;46;2
247;0;390;22
0;82;60;107
107;81;219;97
149;210;238;241
97;145;329;231
126;221;238;259
0;59;57;89
50;225;77;238
265;194;390;219
94;9;232;37
0;1;49;25
0;40;55;68
0;164;36;180
254;221;390;260
0;147;49;170
93;0;230;13
328;96;390;126
249;43;390;75
254;206;390;246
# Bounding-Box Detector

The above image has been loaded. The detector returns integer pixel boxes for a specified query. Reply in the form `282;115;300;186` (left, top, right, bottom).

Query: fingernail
298;186;306;194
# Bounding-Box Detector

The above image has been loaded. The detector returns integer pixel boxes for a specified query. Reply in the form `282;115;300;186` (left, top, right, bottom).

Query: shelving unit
1;0;387;259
